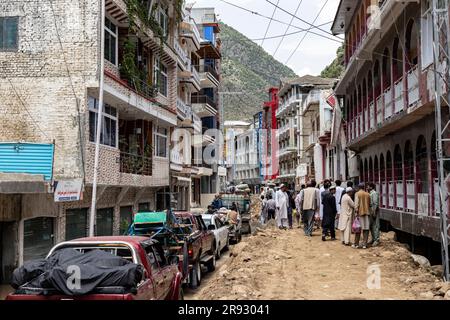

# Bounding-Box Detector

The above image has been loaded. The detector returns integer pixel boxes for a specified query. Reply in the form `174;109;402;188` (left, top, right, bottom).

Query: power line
220;21;332;42
265;0;343;40
273;0;303;57
222;21;332;43
261;0;281;47
285;0;330;65
217;0;342;44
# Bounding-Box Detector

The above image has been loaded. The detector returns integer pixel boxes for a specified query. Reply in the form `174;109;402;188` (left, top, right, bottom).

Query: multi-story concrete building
275;76;335;188
297;77;336;185
170;5;203;210
277;79;301;189
224;120;251;183
0;0;197;283
262;87;279;182
332;0;443;242
190;7;223;203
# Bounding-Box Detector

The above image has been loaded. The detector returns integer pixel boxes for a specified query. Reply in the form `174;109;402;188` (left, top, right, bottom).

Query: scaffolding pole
432;0;450;281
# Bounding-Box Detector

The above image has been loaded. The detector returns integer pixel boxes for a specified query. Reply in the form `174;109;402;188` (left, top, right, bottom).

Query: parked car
173;212;216;289
221;194;251;235
202;214;230;258
127;211;190;280
7;237;183;300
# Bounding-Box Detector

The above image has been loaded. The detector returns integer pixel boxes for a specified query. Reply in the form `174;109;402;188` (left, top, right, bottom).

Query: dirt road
187;225;448;300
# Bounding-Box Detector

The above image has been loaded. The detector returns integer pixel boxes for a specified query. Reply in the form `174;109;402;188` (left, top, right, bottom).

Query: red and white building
332;0;445;241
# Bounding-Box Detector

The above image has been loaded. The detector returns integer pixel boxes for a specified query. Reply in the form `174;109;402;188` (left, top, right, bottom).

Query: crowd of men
260;180;380;249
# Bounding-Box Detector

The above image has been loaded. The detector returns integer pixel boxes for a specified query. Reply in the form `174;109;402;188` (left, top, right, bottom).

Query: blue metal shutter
0;143;54;181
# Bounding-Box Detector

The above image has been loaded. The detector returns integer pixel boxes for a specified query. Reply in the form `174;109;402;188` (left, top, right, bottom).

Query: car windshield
202;217;212;228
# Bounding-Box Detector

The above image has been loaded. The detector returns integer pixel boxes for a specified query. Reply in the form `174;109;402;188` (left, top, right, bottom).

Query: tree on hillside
320;45;345;79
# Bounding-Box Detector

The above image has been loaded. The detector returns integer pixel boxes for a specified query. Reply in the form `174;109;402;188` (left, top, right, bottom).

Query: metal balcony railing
196;65;220;81
120;72;158;101
120;152;152;176
191;95;217;109
407;66;420;107
394;77;404;114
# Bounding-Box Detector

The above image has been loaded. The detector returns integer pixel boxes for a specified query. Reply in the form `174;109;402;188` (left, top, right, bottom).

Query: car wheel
189;261;201;289
207;254;216;272
178;287;184;300
196;261;202;285
215;243;221;259
224;236;230;251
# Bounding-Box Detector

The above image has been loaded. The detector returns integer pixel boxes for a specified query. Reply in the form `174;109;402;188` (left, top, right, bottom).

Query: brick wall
0;0;100;181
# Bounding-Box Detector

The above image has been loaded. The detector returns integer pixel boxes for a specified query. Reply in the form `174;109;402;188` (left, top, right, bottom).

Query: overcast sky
191;0;342;76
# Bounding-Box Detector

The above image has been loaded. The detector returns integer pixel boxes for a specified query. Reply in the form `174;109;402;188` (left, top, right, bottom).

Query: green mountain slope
220;22;297;121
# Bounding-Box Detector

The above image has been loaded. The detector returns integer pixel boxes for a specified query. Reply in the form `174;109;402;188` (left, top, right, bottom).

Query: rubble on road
189;225;446;301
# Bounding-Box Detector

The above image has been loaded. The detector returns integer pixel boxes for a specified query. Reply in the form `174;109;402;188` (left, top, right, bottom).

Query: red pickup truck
174;212;216;289
6;236;183;300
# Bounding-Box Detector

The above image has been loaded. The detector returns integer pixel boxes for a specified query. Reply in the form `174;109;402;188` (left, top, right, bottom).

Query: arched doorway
431;132;439;215
383;48;392;118
394;145;403;210
393;37;404;113
369;157;374;183
358;84;362;136
405;19;419;70
374;156;380;192
380;153;386;208
368;71;374;130
416;135;429;215
404;141;415;211
386;151;393;209
364;158;369;183
359;159;364;182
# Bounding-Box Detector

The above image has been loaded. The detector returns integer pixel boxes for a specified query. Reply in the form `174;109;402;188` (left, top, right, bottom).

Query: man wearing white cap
275;184;289;230
338;187;355;245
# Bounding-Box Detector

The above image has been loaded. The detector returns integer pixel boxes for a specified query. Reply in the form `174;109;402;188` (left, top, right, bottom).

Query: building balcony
103;71;177;127
277;96;300;116
179;65;201;92
85;144;170;188
173;40;190;71
120;152;152;176
176;98;191;121
191;95;217;117
277;146;298;158
345;65;433;152
180;19;201;50
334;0;405;95
196;65;220;88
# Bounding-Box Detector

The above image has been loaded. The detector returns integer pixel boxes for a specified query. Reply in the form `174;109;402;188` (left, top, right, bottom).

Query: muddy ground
188;207;450;300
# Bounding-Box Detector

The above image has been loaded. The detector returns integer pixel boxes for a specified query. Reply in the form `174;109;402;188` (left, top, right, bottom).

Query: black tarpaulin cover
12;248;144;296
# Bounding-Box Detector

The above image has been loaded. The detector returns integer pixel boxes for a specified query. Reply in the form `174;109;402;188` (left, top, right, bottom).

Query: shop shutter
23;217;54;262
96;208;113;236
120;206;133;235
65;209;88;241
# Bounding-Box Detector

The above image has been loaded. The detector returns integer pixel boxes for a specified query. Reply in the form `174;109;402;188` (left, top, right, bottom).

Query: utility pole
89;0;106;237
432;0;450;281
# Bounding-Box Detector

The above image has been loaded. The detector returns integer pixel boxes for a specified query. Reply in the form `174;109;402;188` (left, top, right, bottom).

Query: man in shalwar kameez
275;184;289;230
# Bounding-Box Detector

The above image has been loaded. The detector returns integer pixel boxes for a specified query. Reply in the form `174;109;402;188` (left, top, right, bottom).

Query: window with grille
104;17;117;65
0;17;19;51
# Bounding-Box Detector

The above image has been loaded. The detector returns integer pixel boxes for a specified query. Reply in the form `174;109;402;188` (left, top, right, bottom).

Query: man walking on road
294;185;306;228
322;185;338;241
338;187;355;245
266;194;276;221
275;184;289;230
334;180;345;229
354;183;371;249
368;183;380;246
296;180;321;237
